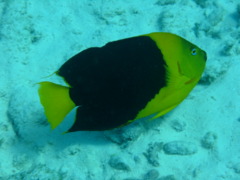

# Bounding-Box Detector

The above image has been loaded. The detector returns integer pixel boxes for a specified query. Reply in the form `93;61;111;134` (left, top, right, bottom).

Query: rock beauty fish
38;32;207;132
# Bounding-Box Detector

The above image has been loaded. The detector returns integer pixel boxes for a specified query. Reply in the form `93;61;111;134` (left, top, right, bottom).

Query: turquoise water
1;1;240;179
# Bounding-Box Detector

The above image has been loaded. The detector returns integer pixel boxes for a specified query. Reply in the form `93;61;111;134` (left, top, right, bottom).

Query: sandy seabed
1;0;240;180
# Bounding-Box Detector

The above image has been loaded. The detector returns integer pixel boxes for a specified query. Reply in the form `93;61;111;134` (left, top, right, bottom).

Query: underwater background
1;0;240;179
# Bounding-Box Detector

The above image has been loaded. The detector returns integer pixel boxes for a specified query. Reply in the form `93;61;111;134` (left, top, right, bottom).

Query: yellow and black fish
38;32;207;132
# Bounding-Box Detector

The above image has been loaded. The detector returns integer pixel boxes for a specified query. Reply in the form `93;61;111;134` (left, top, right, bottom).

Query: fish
38;32;207;132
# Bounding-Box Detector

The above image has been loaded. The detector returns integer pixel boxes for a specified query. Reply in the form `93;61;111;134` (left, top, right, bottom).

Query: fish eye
191;48;197;56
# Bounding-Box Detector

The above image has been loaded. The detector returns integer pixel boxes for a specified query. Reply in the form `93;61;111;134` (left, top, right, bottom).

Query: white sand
1;0;240;179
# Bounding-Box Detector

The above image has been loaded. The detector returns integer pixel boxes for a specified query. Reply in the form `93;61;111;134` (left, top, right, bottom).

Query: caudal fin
38;81;76;130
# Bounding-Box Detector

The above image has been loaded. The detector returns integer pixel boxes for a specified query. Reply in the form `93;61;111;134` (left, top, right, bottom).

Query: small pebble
237;4;240;14
155;0;176;6
193;0;209;8
171;120;186;132
237;117;240;122
157;175;176;180
163;141;197;155
143;142;163;167
108;155;130;171
144;169;159;180
233;163;240;174
201;132;217;149
104;123;143;148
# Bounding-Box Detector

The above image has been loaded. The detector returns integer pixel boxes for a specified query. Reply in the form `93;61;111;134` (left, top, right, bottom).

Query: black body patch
58;36;167;131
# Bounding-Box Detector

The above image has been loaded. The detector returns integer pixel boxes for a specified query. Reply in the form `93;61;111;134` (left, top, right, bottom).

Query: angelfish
38;32;207;132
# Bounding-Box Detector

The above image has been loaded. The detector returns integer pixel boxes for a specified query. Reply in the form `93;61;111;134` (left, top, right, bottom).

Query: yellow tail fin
38;81;76;130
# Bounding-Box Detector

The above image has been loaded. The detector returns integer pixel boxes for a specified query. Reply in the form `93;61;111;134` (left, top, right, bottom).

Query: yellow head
146;32;207;84
135;32;207;120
